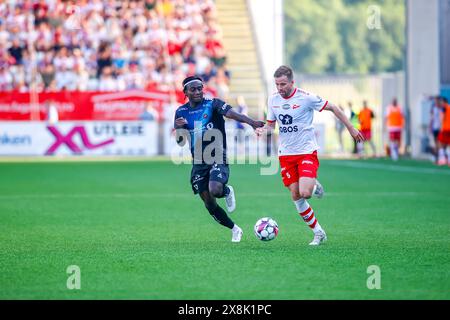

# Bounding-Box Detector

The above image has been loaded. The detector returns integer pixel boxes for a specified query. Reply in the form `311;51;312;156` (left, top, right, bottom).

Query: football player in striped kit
257;66;365;245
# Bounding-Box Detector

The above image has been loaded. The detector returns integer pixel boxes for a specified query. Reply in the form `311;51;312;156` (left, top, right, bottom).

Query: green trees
285;0;405;74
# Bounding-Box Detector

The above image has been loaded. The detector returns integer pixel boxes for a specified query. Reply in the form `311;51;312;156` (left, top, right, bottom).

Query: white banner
0;121;158;156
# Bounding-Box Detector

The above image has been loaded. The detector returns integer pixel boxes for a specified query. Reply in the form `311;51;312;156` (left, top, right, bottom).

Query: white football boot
309;230;327;246
231;225;243;242
225;185;236;213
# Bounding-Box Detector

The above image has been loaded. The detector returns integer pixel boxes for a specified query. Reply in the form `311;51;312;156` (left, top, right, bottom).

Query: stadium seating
0;0;230;97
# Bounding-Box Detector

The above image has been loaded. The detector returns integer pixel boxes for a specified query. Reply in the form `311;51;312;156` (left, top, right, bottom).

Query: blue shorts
190;163;229;194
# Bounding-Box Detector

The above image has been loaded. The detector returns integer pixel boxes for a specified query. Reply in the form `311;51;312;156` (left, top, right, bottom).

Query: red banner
0;89;189;121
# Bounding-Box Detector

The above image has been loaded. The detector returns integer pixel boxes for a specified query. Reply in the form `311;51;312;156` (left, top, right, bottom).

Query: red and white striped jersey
267;88;328;156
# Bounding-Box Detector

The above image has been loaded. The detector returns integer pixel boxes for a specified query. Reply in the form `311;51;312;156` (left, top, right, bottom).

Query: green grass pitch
0;158;449;299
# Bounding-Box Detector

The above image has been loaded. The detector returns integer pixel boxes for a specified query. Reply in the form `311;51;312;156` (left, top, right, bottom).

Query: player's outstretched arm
324;103;365;142
224;108;265;129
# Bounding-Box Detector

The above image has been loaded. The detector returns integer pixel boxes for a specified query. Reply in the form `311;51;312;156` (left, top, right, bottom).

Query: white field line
329;161;450;175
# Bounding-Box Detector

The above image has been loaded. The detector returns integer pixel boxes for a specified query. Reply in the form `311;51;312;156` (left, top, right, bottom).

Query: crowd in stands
0;0;230;96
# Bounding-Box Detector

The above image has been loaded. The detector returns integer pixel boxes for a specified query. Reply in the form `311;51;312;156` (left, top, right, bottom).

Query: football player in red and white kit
257;65;365;245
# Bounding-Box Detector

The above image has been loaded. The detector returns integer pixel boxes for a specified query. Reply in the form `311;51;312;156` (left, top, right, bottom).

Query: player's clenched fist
175;117;188;128
250;120;265;130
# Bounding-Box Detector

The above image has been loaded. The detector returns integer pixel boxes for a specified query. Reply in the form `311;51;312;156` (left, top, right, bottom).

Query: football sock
232;224;240;232
390;142;398;160
208;204;234;229
357;142;364;155
294;198;323;233
439;148;446;159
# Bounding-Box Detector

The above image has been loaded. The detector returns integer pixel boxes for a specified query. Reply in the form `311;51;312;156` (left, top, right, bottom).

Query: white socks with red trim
294;198;323;234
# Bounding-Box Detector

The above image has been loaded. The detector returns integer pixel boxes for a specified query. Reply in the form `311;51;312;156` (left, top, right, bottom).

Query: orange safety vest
358;108;373;131
386;105;404;130
441;104;450;132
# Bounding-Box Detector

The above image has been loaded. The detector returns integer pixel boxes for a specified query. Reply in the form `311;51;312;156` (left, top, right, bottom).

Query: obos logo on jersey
282;104;290;110
278;114;293;125
278;114;298;133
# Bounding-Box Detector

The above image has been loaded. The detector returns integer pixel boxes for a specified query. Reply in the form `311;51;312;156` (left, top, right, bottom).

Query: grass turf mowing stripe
0;158;449;299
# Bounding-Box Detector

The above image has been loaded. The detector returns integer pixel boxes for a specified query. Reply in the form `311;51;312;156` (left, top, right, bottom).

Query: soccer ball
254;217;279;241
